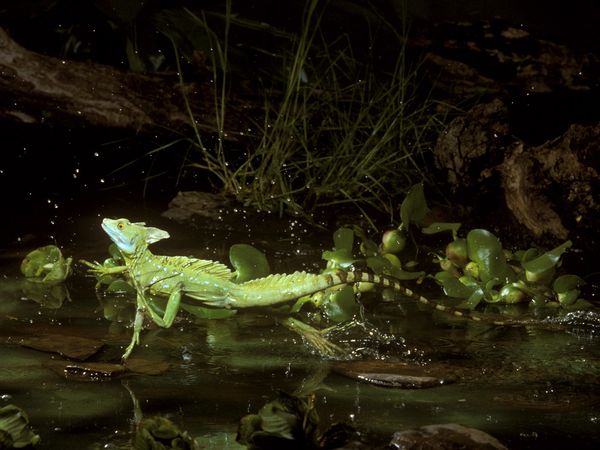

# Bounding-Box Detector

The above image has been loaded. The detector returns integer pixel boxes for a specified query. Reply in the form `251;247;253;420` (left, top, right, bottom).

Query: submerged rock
389;423;507;450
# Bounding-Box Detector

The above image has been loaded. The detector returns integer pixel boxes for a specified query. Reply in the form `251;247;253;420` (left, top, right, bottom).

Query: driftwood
0;27;242;134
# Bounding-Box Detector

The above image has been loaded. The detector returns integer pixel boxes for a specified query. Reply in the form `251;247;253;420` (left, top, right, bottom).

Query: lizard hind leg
281;317;346;358
122;306;145;361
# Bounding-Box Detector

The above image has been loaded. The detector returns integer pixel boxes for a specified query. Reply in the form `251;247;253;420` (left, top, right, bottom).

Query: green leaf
553;274;584;293
333;227;354;252
435;271;477;298
522;241;572;284
466;229;515;284
366;256;391;274
458;290;485;309
229;244;270;283
421;222;461;240
20;245;72;283
0;404;41;448
322;249;355;268
400;183;429;229
321;285;357;322
359;238;380;257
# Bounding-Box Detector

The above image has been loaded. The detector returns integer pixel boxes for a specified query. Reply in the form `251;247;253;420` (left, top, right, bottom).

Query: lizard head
101;218;170;255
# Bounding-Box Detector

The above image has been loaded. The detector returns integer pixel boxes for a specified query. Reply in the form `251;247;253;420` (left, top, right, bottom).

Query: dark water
1;206;600;449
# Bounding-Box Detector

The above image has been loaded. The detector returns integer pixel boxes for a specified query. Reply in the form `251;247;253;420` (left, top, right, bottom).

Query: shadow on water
1;201;599;449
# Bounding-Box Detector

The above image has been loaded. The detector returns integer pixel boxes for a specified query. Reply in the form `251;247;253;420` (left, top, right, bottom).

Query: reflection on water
0;210;599;449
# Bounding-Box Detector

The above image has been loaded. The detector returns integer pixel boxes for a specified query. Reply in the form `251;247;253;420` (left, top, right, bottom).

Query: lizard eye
117;222;125;230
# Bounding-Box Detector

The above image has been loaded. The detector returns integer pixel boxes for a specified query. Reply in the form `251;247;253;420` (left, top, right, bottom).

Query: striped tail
232;269;540;327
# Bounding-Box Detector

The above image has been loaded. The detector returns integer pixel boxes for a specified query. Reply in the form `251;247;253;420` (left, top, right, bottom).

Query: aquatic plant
20;245;72;284
164;0;443;220
395;185;588;310
237;391;320;449
0;404;40;448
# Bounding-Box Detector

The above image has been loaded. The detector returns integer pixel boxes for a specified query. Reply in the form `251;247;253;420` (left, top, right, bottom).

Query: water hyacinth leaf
498;284;527;304
557;289;580;306
366;255;392;274
382;253;402;268
360;238;379;257
458;289;485;310
445;238;469;267
134;416;199;450
553;274;584;293
400;183;429;229
333;227;354;252
322;249;355;268
20;245;72;283
522;241;572;284
237;391;319;447
0;404;41;448
21;282;70;308
466;229;515;283
434;272;476;298
230;243;270;283
422;222;461;240
322;285;357;322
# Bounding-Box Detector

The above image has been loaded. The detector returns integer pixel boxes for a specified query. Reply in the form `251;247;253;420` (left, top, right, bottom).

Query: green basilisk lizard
84;218;515;360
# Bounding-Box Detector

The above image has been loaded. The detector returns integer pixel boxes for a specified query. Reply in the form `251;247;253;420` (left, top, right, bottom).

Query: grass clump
173;0;445;224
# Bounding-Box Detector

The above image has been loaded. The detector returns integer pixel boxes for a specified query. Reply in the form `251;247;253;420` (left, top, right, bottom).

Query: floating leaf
237;391;319;448
498;284;527;304
359;238;379;257
434;272;476;299
20;245;72;284
135;416;200;450
466;229;515;284
445;238;469;267
322;249;355;268
400;184;429;229
21;281;70;308
421;222;461;240
366;256;392;275
0;404;41;448
522;241;572;284
553;274;584;293
321;285;357;323
229;243;270;283
333;227;354;252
